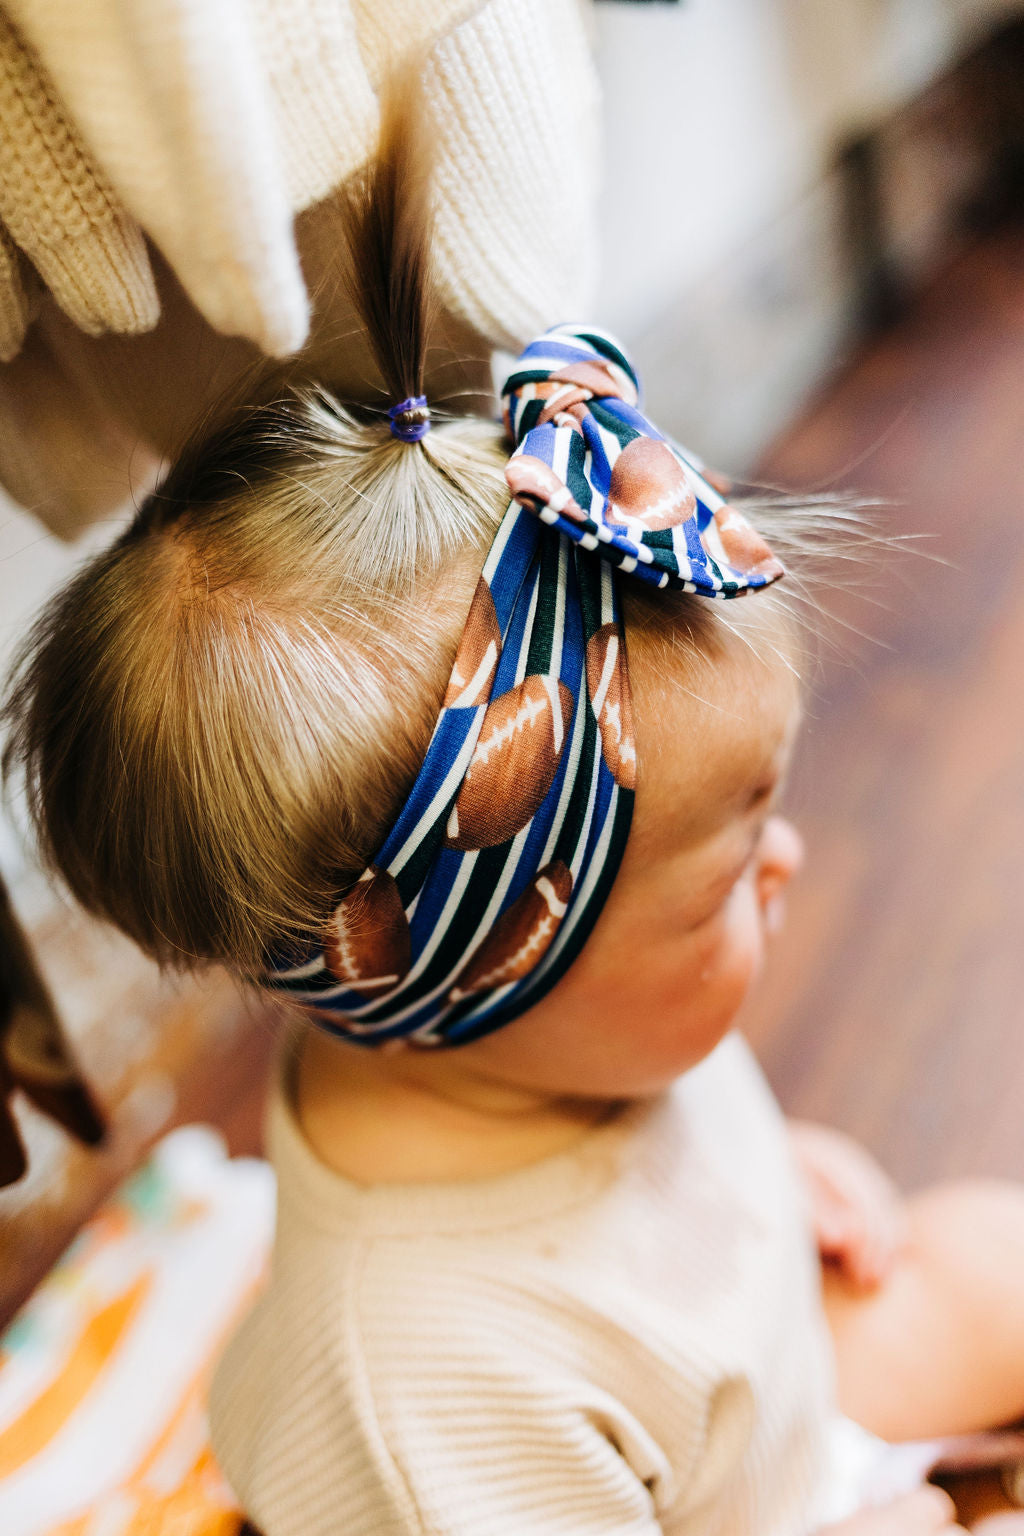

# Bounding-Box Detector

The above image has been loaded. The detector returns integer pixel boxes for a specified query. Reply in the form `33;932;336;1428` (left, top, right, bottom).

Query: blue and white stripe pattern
262;326;783;1047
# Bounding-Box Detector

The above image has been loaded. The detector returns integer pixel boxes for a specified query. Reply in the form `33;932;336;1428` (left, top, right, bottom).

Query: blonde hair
2;76;875;980
2;77;507;974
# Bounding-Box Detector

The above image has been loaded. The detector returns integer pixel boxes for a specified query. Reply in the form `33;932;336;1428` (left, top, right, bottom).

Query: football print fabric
263;326;783;1045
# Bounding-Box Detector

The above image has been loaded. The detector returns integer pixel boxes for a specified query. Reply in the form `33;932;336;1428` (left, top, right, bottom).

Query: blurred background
0;0;1023;1327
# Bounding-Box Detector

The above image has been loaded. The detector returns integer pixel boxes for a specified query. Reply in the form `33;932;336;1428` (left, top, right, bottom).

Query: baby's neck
295;1027;616;1185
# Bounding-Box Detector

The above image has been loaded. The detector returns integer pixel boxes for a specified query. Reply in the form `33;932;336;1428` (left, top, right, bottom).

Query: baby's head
3;90;812;1105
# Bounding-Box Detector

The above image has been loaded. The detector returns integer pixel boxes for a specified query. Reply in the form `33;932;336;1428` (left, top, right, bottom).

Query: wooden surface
743;225;1024;1190
0;899;276;1327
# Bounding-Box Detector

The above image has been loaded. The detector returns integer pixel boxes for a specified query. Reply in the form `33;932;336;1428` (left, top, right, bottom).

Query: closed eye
748;780;777;812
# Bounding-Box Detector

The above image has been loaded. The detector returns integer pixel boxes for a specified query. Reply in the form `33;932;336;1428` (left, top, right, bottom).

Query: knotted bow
263;326;782;1047
503;325;783;594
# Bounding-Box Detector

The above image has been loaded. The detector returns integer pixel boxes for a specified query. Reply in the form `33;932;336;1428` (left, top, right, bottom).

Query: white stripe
548;538;567;679
535;784;620;983
580;533;598;551
591;632;618;717
448;641;497;709
551;414;572;485
539;659;586;867
567;716;604;881
481;499;521;584
514;574;540;686
388;719;483;877
353;810;536;1034
595;421;625;471
273;952;328;983
542;673;565;755
601;559;615;622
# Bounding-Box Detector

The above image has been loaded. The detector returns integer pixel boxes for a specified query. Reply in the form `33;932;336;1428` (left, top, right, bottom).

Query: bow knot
501;324;783;597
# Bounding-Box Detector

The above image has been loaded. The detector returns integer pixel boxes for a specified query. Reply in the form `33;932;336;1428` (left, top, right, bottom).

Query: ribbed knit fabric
209;1034;837;1536
0;8;159;342
0;222;28;362
0;0;599;358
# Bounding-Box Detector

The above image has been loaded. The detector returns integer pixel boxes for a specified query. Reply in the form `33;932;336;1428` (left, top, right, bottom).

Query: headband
264;325;782;1047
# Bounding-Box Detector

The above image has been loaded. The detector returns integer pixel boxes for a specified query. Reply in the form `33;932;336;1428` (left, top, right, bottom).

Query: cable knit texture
0;8;158;341
209;1035;837;1536
0;0;599;358
0;223;28;361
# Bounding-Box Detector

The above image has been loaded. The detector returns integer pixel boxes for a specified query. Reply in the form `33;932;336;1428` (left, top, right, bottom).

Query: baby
6;86;1024;1536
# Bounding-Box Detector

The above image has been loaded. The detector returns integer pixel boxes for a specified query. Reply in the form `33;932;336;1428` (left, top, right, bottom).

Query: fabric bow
503;324;783;594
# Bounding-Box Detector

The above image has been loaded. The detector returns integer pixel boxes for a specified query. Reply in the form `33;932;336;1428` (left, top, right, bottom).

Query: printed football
449;861;573;1000
552;359;634;400
606;438;697;531
324;867;411;993
444;577;502;709
506;455;587;524
711;504;784;580
586;623;636;790
445;675;574;851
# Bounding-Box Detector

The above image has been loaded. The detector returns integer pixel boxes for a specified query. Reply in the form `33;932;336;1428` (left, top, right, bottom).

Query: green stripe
551;699;598;872
565;431;593;513
518;399;545;437
525;533;559;675
421;842;516;991
394;817;450;908
575;332;637;387
576;546;606;644
506;368;557;387
588;400;640;449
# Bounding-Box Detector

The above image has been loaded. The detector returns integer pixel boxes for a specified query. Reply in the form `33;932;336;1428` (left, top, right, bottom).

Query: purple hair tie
388;395;431;443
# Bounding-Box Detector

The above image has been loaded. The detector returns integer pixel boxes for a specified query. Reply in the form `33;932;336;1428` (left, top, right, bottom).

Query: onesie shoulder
345;1238;675;1536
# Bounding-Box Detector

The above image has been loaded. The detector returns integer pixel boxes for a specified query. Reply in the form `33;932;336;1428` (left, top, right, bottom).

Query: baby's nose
756;816;805;912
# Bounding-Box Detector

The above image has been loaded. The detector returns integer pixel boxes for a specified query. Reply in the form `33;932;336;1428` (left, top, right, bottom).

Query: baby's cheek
694;884;765;1015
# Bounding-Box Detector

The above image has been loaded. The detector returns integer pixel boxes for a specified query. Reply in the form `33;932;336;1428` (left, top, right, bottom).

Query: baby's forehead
627;622;801;850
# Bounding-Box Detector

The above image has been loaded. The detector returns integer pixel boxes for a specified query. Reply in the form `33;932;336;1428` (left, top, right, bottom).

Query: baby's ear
754;817;805;915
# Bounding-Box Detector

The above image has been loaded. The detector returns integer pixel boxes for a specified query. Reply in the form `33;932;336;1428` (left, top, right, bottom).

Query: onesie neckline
269;1040;674;1239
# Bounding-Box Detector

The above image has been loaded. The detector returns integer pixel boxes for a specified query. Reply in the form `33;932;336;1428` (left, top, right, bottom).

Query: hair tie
388;395;431;443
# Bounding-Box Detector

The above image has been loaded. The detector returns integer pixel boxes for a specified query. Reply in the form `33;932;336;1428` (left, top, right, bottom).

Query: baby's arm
789;1120;907;1290
824;1487;968;1536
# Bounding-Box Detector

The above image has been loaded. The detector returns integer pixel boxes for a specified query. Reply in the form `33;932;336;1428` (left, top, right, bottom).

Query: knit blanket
0;1127;274;1536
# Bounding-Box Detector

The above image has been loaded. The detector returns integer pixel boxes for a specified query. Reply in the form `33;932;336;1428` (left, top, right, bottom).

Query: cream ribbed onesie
209;1034;838;1536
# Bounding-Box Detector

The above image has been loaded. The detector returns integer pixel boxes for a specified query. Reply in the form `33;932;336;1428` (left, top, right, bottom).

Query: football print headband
264;325;783;1047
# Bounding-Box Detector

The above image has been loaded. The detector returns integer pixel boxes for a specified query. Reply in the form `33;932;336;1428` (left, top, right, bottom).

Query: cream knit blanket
0;0;599;360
